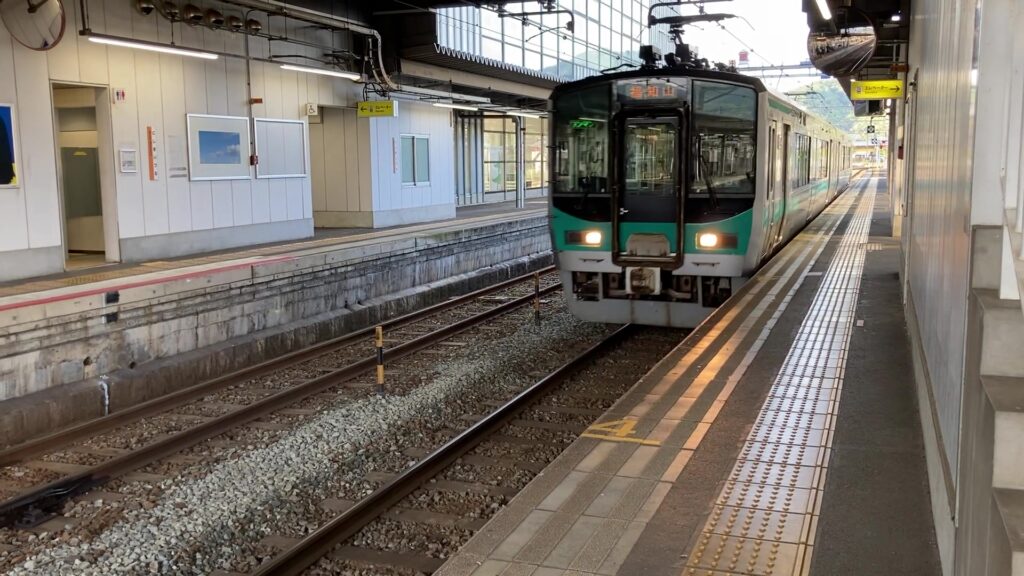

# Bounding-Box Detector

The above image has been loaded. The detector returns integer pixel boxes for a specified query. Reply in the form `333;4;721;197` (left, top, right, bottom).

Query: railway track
249;324;684;576
0;268;561;530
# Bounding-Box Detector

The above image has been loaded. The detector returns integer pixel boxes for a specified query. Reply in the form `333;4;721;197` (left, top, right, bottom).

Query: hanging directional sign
357;100;398;118
851;79;904;101
866;125;875;134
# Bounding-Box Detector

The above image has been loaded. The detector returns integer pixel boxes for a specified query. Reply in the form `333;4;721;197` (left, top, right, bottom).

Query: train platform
436;173;944;576
0;199;549;448
0;199;546;302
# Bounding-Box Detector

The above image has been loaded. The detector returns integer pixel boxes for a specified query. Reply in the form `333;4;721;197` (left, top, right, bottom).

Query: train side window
551;84;612;220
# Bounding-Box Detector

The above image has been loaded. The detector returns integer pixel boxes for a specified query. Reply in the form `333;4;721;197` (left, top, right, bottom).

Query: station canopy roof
360;1;558;114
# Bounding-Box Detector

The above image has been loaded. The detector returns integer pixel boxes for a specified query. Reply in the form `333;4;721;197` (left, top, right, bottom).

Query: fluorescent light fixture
433;102;479;111
505;110;541;118
88;35;218;60
890;13;902;22
280;64;360;81
814;0;832;20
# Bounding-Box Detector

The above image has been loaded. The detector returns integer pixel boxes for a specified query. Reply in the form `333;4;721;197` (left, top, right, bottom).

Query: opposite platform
435;174;942;576
0;201;549;447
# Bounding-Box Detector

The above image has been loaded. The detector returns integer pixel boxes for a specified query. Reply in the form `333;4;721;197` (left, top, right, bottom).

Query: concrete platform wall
0;216;550;446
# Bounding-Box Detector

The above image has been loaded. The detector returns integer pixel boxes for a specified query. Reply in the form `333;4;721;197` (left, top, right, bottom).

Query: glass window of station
437;1;676;81
482;117;548;199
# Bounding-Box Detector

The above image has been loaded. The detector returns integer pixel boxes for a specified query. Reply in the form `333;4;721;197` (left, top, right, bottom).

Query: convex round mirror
807;7;876;78
1;0;66;51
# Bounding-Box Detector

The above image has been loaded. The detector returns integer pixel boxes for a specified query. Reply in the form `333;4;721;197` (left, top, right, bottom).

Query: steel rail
0;266;555;467
0;283;561;529
252;324;636;576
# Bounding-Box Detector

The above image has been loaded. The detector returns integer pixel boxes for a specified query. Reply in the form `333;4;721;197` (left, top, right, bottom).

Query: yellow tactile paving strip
683;179;876;576
434;177;875;576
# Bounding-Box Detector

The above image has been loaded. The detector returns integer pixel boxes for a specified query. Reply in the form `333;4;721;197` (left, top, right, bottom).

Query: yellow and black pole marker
533;271;541;323
375;326;385;396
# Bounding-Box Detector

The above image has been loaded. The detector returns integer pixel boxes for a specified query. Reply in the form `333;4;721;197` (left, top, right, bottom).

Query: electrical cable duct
119;0;397;91
214;0;397;91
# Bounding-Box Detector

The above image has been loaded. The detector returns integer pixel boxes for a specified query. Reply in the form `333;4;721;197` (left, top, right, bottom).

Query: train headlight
698;232;720;249
583;230;603;246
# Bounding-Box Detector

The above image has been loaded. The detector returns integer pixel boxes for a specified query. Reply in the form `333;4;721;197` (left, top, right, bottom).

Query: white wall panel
302;172;313;219
249;60;267;120
343;109;362;211
77;1;109;85
182;59;208;114
281;68;299;120
0;192;29;252
211;181;234;228
135;51;169;237
262;64;284;119
190;182;214;230
0;0;372;270
107;45;145;239
286;179;304;220
231;180;253;226
251;178;270;224
309;121;327;211
366;103;455;213
45;0;80;83
225;59;248;118
14;46;62;248
269;180;288;222
159;54;191;234
205;61;230;117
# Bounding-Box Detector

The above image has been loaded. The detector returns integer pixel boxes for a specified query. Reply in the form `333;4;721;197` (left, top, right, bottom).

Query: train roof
550;66;847;138
550;66;768;97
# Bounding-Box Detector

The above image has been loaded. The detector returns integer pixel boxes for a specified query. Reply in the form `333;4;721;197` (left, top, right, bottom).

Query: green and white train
549;65;853;327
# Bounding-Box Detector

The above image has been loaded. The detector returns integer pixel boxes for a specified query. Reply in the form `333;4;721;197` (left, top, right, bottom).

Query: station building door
52;83;119;270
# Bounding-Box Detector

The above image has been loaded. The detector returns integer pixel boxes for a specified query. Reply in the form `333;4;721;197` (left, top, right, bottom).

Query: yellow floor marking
581;418;663;446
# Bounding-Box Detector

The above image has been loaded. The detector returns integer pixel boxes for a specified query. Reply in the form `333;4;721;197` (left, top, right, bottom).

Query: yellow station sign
357;100;398;118
851;80;904;101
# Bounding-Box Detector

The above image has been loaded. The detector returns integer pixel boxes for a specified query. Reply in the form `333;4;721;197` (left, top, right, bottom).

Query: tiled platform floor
435;174;941;576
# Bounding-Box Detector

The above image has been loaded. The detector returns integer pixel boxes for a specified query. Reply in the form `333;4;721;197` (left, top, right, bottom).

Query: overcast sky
674;0;820;91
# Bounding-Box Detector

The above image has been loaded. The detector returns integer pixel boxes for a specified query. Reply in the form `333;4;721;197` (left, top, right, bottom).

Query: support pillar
515;115;526;208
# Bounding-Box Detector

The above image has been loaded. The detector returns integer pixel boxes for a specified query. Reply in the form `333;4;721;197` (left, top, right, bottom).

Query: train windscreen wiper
698;154;720;210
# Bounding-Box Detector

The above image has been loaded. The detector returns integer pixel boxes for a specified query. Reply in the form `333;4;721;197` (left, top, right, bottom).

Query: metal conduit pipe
215;0;398;90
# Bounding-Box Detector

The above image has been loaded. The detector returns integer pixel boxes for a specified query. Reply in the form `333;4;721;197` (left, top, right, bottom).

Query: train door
612;111;684;267
764;121;788;256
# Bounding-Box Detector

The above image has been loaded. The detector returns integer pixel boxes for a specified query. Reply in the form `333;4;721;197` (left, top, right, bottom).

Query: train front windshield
688;82;757;222
552;85;613;221
552;78;757;224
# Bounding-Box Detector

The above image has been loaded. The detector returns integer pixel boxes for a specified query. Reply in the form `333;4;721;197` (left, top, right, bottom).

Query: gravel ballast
4;310;613;575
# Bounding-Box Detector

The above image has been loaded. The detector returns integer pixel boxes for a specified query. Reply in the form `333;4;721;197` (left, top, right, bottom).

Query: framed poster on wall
0;104;17;187
254;118;307;179
186;114;251;181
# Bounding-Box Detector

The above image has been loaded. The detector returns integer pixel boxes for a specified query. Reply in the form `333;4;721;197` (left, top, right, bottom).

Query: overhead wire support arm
649;13;737;28
497;5;575;32
647;0;732;25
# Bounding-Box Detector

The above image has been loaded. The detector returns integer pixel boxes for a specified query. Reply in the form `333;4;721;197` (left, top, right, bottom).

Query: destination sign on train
617;79;689;102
